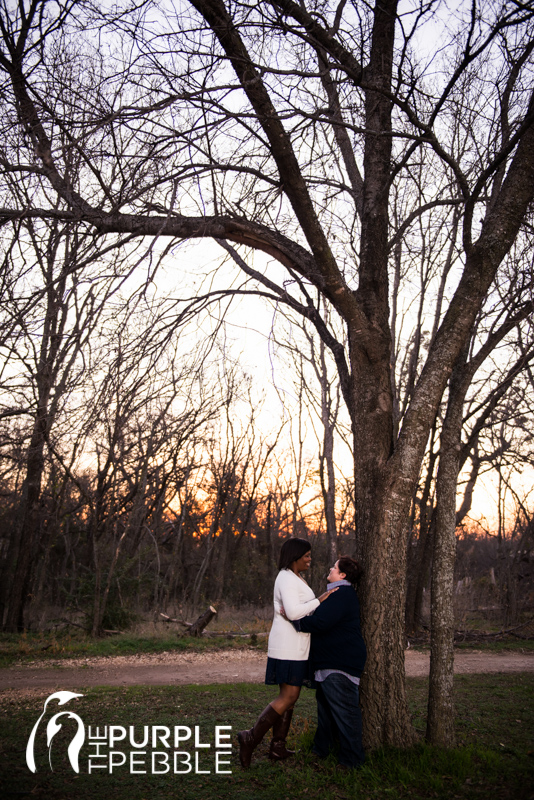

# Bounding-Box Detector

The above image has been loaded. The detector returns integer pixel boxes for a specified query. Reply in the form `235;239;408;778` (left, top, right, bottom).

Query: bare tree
75;307;227;634
189;382;283;605
270;302;348;561
1;0;534;746
0;209;142;630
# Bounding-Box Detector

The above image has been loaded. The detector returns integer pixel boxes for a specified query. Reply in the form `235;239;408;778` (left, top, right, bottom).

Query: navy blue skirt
265;657;312;687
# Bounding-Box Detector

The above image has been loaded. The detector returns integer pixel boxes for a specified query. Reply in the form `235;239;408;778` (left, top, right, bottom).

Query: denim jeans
312;672;365;767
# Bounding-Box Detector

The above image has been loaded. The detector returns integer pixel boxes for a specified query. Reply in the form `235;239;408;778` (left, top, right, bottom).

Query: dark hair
337;556;363;586
278;538;311;570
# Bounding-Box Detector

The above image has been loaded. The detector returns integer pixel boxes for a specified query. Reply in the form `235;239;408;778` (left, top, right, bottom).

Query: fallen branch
188;606;217;637
54;618;121;636
59;617;88;631
160;612;192;628
203;631;268;638
160;606;218;636
454;617;534;641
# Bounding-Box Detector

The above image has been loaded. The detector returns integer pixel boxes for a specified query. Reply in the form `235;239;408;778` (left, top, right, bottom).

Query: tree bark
406;429;439;635
427;375;463;747
188;606;217;636
317;338;339;562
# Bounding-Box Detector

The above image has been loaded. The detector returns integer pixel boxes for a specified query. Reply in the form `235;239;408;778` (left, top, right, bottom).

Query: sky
149;236;525;533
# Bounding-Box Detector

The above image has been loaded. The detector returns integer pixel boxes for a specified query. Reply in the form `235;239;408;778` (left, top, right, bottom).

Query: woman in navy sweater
292;556;367;768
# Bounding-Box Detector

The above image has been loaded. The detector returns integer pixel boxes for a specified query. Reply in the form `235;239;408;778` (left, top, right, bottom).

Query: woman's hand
280;587;337;619
318;587;339;603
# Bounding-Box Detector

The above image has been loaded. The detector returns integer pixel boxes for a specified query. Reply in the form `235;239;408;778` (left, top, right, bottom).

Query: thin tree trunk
427;399;461;746
411;515;435;634
94;526;128;635
4;408;48;631
91;521;103;637
405;431;439;635
319;344;338;562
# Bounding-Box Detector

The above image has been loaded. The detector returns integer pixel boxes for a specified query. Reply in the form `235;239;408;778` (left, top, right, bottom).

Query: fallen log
160;607;218;637
188;606;217;637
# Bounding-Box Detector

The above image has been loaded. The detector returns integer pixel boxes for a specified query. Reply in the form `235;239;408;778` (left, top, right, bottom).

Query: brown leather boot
269;707;295;761
238;704;281;768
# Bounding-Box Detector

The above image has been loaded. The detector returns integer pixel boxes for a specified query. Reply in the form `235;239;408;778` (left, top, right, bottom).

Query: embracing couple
238;537;366;771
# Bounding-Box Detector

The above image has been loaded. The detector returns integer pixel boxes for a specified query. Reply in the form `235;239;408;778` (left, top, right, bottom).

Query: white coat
267;569;320;661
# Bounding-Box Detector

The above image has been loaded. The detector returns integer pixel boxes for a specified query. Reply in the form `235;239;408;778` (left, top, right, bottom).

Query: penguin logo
26;691;85;773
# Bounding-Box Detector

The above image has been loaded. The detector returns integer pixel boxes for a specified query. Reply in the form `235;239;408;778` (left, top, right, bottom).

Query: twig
59;617;88;631
454;617;534;640
203;631;268;638
160;612;192;628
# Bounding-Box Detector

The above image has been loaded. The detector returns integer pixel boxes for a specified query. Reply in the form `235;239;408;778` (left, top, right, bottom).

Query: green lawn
1;629;532;669
1;674;533;800
0;631;267;668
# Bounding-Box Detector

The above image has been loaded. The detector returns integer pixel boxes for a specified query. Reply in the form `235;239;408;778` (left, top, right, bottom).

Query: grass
453;638;534;653
1;623;532;668
406;637;534;654
1;674;532;800
0;629;267;668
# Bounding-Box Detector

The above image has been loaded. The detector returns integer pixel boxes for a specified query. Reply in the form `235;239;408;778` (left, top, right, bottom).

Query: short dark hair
337;556;363;586
278;538;311;570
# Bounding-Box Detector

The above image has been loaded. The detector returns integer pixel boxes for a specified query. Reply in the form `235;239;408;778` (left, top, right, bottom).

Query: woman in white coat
238;538;336;767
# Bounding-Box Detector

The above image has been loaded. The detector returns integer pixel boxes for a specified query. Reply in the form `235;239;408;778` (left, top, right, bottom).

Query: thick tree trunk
350;0;412;748
358;471;419;748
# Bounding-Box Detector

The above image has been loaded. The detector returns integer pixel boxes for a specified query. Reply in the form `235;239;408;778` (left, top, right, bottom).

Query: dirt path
0;649;533;696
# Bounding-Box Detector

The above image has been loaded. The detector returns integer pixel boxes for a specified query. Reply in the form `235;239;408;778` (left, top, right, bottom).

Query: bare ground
0;649;533;699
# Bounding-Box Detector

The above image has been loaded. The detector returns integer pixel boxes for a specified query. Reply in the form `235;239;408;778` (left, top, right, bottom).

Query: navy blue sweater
294;585;366;678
